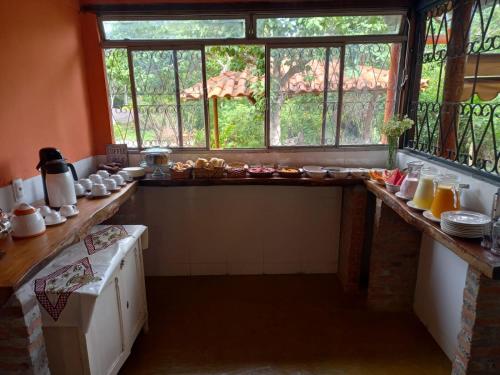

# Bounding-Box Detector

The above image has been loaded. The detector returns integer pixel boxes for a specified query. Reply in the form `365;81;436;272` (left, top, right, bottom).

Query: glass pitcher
430;174;461;219
412;167;438;209
400;161;424;199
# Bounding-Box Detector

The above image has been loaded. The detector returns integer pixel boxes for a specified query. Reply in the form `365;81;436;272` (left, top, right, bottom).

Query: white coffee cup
74;183;85;196
117;171;132;181
97;170;110;178
60;205;77;217
89;174;103;184
91;183;107;196
79;178;93;191
45;210;62;225
110;174;124;186
38;205;52;217
103;178;117;191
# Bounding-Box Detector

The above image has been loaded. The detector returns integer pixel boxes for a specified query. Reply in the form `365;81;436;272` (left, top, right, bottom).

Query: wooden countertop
0;181;137;305
365;180;500;280
139;174;365;187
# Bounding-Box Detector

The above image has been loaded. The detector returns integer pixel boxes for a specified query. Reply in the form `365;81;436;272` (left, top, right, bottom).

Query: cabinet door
86;277;124;375
118;244;146;348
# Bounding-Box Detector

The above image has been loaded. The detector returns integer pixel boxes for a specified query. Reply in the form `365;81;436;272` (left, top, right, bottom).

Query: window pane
103;19;245;40
257;15;402;38
340;43;400;145
177;50;206;147
203;45;265;149
104;49;137;148
270;47;332;146
132;50;179;147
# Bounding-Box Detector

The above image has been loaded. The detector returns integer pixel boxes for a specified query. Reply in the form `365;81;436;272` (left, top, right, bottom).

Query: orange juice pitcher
430;174;461;218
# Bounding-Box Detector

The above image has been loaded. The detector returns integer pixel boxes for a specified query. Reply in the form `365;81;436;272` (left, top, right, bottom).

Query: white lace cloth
15;225;147;330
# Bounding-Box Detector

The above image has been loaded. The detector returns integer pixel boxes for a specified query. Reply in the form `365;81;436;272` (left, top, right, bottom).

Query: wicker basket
226;163;248;178
169;167;193;180
277;168;303;178
247;168;275;178
193;166;226;179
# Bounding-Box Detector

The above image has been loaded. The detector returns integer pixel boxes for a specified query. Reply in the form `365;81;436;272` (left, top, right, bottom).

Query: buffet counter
365;180;500;280
0;181;137;305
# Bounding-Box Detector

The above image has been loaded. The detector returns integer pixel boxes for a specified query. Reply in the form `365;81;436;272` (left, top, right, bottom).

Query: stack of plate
440;211;491;238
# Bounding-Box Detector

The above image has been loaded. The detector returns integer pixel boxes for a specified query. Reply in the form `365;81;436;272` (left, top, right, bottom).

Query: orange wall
0;0;111;187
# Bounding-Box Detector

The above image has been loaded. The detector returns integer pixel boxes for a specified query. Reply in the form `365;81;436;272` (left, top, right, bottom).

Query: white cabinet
40;227;149;375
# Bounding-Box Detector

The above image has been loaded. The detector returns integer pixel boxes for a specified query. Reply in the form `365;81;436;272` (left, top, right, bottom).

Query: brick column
367;199;421;311
453;266;500;375
338;185;369;293
0;292;49;374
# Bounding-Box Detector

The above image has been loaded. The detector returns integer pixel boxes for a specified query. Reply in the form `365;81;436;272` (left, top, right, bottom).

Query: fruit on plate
369;169;386;185
248;167;275;176
384;169;406;186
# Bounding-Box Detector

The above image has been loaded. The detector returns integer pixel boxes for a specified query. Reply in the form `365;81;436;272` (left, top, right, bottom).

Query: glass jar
400;161;424;199
430;174;460;218
412;167;438;210
140;147;172;177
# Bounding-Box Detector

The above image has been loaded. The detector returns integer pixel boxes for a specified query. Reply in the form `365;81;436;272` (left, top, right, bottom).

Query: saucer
407;200;426;211
87;192;112;199
395;192;411;201
423;210;441;223
45;217;67;226
108;187;122;192
63;208;80;218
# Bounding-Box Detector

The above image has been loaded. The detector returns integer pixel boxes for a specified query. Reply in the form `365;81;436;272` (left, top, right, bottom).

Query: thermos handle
67;163;78;181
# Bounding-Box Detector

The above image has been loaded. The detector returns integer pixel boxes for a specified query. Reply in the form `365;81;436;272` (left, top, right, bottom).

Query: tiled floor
120;275;451;375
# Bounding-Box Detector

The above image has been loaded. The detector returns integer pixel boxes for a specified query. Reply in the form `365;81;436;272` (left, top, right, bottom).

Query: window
103;19;246;40
256;15;403;38
101;13;406;150
407;0;499;176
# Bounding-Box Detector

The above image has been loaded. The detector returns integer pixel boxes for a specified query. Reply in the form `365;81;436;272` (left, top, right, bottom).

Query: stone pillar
0;292;49;374
453;266;500;375
367;199;421;311
338;185;369;293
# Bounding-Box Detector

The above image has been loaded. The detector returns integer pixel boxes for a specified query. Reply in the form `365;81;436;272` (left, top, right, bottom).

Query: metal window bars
407;0;499;177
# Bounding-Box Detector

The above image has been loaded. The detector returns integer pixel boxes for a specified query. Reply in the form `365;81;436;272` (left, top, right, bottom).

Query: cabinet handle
120;259;125;269
126;301;129;309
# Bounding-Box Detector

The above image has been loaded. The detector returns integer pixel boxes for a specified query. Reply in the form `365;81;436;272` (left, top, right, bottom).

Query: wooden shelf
0;182;137;305
365;180;500;280
139;174;365;187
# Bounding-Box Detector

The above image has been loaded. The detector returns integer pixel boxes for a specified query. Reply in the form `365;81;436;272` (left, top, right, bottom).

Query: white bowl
304;168;327;179
385;182;401;194
324;167;349;178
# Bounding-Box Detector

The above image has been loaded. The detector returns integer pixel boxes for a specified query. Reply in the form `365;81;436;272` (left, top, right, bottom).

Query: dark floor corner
119;275;451;375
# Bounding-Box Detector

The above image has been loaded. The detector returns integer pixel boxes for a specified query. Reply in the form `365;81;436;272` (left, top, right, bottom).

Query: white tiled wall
113;185;342;276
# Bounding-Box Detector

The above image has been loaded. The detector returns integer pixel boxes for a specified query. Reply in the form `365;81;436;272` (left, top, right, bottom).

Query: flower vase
387;136;398;169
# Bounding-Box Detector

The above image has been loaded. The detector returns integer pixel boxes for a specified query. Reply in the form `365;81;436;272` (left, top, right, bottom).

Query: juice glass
412;167;438;209
430;174;460;218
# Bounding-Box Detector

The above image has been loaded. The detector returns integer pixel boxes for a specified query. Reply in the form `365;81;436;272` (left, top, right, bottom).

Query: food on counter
303;165;327;179
226;162;248;178
277;167;302;178
384;169;406;186
369;169;386;184
194;157;225;169
248;166;275;177
98;162;122;174
172;162;193;172
209;157;225;168
195;158;209;168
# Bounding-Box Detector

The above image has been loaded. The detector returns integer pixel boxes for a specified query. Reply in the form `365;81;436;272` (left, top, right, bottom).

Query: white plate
441;211;491;226
440;228;484;238
407;200;427;211
45;217;67;226
423;210;441;223
87;192;112;199
395;192;411;200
